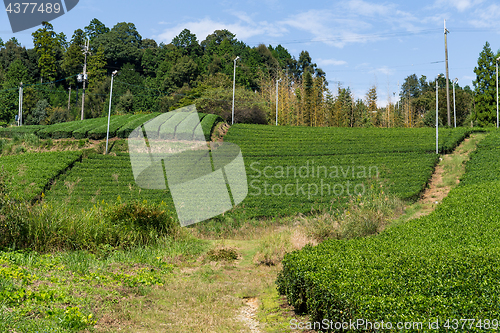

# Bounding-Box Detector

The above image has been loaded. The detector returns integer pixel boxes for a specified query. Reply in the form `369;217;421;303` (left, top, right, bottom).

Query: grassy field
0;123;494;332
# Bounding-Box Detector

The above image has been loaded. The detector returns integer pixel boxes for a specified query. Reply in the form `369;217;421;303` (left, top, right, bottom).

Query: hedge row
45;152;173;210
87;114;136;140
199;114;224;141
0;125;47;138
116;113;160;138
276;131;500;330
0;151;83;201
0;111;223;142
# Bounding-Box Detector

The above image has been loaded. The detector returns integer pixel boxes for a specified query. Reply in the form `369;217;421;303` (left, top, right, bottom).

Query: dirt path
91;133;486;333
409;133;485;220
237;297;261;333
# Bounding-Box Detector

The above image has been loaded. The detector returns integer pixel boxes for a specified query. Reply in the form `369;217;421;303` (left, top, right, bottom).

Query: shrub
196;87;270;124
25;99;50;125
106;201;178;236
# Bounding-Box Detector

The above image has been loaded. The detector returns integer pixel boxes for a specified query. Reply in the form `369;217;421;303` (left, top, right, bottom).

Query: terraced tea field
277;131;500;330
0;119;496;333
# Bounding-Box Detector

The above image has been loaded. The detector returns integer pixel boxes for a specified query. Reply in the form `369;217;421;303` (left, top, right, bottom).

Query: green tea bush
0;170;30;250
87;114;135;140
117;112;159;138
200;114;223;140
276;131;500;330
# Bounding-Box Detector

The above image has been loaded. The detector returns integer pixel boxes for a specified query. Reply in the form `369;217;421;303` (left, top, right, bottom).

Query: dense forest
0;19;498;127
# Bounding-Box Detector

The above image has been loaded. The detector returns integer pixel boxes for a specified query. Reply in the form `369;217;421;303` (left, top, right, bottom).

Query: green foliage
107;201;177;234
223;125;475;219
45;152;174;210
116;112;160;138
459;131;500;186
0;150;83;201
473;42;499;127
61;29;85;86
0;59;29;122
31;22;61;82
276;130;500;328
199;113;223;140
86;45;106;88
0;242;186;331
87;113;134;139
25;99;49;125
196;87;269;124
85;18;110;44
94;22;142;68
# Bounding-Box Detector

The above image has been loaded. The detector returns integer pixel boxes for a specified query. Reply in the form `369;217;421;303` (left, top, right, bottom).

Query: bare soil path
406;132;485;220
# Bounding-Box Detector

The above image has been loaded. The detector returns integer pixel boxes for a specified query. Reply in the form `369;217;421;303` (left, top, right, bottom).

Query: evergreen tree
0;59;29;122
473;42;498;126
85;18;110;44
87;46;106;87
61;29;86;86
32;22;61;82
366;85;377;125
172;29;201;57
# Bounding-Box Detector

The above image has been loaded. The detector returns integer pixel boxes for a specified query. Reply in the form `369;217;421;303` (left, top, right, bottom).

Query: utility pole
232;56;240;125
68;87;71;111
276;78;281;126
18;82;23;126
436;74;441;154
81;39;90;120
453;78;458;128
106;70;118;155
444;19;451;127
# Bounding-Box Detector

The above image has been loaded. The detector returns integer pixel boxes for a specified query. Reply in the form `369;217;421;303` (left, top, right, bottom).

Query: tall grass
304;179;407;242
0;169;188;252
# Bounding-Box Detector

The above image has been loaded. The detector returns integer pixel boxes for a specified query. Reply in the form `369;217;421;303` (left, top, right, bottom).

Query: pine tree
61;29;86;86
32;22;61;82
473;42;498;127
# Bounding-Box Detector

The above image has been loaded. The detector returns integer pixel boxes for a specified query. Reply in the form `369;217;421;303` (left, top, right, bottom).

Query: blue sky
1;0;500;105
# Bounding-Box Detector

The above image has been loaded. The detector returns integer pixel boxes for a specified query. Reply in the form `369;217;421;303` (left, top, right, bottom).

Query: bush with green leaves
25;99;50;125
106;201;178;235
276;131;500;330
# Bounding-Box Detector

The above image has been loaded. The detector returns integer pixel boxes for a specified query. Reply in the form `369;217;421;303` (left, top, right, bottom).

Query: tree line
0;20;497;128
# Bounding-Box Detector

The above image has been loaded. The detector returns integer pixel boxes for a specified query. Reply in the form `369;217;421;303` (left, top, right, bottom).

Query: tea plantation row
0;112;223;141
45;153;173;209
276;130;500;331
35;126;475;222
222;125;476;217
1;151;83;201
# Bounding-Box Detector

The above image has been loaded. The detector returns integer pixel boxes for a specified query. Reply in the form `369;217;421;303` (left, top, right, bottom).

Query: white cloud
434;0;484;12
155;14;286;44
279;9;377;48
154;2;433;50
469;4;500;30
318;58;348;66
370;66;395;76
345;0;393;16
